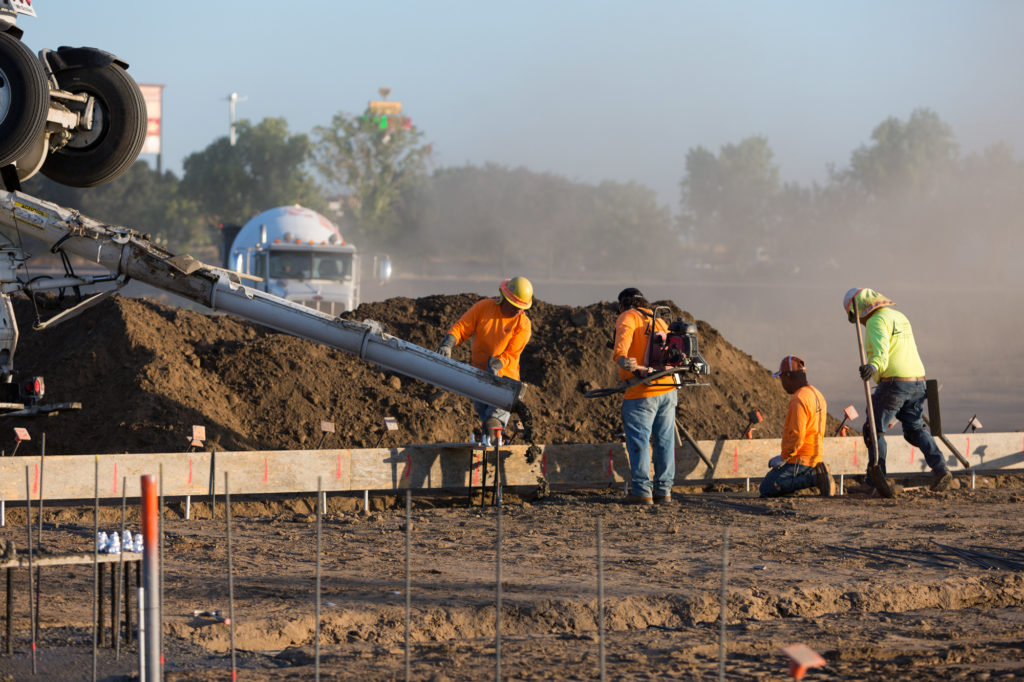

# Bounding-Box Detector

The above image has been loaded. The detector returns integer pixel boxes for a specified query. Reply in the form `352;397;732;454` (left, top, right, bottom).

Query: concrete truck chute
222;205;387;316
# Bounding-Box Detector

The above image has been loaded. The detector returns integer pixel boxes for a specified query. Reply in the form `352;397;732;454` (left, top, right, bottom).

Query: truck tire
0;32;49;169
40;61;146;187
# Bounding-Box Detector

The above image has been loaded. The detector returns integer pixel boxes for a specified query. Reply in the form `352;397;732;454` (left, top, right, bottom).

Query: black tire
0;32;49;168
40;61;146;187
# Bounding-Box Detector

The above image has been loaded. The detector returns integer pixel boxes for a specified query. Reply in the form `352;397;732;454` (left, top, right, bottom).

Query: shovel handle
853;302;880;469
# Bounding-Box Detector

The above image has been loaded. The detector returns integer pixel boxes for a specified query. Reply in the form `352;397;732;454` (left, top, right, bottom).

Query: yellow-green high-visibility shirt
864;307;926;380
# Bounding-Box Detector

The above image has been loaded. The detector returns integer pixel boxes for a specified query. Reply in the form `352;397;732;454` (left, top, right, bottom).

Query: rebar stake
25;467;36;675
315;476;322;682
405;489;412;682
719;526;729;682
597;517;606;682
225;472;236;681
495;501;502;681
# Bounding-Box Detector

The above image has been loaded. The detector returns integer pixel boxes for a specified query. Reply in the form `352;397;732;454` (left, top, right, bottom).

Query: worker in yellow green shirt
843;288;952;493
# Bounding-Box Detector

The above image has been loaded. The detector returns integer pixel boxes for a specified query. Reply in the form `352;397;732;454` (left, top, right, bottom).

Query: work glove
437;334;456;358
768;455;784;469
617;356;638;372
487;356;503;375
858;363;876;381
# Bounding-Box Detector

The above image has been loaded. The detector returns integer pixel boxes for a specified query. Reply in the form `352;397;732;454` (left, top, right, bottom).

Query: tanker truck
221;205;390;316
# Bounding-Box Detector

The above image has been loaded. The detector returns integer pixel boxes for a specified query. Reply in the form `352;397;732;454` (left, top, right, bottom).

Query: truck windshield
312;254;352;281
268;251;352;281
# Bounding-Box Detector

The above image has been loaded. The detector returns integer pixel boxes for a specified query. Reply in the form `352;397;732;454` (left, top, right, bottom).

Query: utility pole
227;92;247;146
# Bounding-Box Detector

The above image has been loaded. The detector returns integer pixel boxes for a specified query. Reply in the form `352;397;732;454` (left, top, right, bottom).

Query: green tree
313;108;432;245
180;118;325;228
844;107;958;198
679;136;780;265
22;161;204;251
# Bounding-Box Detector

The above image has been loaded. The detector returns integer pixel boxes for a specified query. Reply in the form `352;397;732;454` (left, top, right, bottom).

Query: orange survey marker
780;643;825;679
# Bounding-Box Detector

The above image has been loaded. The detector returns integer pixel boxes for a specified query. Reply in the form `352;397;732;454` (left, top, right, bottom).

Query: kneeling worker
760;355;836;498
437;277;533;442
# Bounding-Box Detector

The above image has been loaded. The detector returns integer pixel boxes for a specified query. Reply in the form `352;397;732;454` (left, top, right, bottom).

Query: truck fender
41;45;130;74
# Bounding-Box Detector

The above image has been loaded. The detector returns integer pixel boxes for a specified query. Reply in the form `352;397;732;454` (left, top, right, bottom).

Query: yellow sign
368;100;402;115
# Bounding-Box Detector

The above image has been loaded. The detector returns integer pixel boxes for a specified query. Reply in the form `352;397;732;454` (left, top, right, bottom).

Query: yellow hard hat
499;276;533;310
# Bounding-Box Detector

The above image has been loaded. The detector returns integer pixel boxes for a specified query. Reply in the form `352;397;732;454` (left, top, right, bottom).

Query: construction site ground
0;479;1023;680
0;292;1020;679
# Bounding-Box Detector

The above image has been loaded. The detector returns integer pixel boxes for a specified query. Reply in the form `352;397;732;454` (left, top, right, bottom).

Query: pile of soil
9;293;839;455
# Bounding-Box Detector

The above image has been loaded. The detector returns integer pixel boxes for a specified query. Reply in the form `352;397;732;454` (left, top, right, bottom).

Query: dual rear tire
0;33;147;187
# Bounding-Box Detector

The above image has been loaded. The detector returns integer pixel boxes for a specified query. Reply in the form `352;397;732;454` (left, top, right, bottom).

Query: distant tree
679;136;780;265
180;118;325;228
22;162;204;251
843;107;958;198
401;163;674;278
313;108;432;245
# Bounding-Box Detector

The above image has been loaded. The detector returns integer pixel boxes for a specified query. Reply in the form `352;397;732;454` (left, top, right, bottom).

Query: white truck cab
224;205;366;315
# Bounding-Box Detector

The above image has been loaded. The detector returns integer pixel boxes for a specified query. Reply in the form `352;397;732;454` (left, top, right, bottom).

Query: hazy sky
17;1;1024;207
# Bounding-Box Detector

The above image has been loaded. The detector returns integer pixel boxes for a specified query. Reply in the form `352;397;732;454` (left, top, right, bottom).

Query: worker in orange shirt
437;277;533;442
613;287;679;505
759;355;836;497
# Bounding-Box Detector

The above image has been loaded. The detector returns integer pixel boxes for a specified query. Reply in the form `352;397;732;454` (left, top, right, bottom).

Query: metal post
37;434;45;548
363;490;369;514
140;474;161;681
225;472;236;681
971;471;976;490
839;474;844;496
98;563;106;647
116;476;126;658
137;586;146;682
597;517;606;682
4;568;11;656
495;502;502;681
315;476;322;682
185;495;191;521
1;500;4;527
405;490;411;682
719;527;729;682
24;467;36;675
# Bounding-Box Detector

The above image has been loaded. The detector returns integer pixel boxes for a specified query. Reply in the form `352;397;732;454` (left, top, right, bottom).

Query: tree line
23;106;1024;285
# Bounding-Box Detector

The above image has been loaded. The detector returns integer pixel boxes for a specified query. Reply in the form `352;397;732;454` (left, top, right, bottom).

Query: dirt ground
8;293;838;456
0;477;1022;680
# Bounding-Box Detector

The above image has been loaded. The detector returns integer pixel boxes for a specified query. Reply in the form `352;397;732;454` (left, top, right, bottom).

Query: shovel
853;300;895;498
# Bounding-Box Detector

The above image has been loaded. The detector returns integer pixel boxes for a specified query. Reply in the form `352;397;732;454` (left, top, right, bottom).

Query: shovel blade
869;465;895;498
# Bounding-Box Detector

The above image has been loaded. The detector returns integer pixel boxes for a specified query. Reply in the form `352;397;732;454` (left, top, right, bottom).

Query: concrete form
0;433;1022;502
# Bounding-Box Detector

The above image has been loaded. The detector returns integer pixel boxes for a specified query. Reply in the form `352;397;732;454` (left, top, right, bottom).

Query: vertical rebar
225;471;236;681
315;476;322;682
597;517;606;682
495;502;502;681
116;476;126;659
5;568;11;656
25;467;36;675
404;489;411;682
140;474;161;682
37;434;45;548
494;437;502;508
92;457;98;680
719;526;729;682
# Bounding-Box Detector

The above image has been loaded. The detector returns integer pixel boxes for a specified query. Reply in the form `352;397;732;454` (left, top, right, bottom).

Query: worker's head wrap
843;288;895;323
617;287;648;310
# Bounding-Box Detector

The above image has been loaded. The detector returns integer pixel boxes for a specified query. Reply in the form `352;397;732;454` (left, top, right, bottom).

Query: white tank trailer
220;205;391;316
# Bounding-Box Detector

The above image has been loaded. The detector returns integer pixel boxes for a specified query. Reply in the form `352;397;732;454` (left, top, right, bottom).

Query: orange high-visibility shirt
613;307;676;400
448;298;531;381
780;384;827;467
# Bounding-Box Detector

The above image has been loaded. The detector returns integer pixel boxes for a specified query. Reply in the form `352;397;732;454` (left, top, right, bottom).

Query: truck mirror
377;255;392;284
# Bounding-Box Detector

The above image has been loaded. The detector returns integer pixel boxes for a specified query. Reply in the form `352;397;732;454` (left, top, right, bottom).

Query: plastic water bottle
122;530;133;549
481;434;491;448
108;532;121;554
469;430;477;445
133;534;144;553
97;531;109;553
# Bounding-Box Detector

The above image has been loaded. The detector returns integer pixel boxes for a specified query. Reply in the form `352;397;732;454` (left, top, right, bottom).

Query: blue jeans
622;390;677;497
863;380;946;477
473;400;510;431
760;462;817;497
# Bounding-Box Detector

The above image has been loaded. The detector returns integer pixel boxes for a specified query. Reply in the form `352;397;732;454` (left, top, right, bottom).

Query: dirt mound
8;293;836;455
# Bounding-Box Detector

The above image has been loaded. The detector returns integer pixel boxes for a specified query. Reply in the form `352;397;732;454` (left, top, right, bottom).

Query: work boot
930;470;953;492
814;462;837;497
653;493;672;505
622;494;654;506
